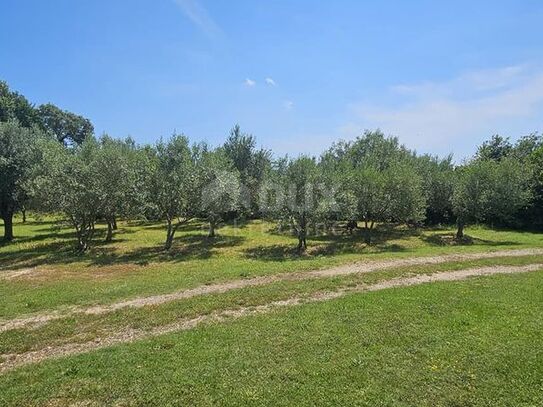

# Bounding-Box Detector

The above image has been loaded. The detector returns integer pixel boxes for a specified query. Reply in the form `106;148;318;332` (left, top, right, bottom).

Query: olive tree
148;135;199;250
223;125;271;216
35;137;102;251
0;121;41;240
93;135;147;241
328;131;425;244
414;154;455;225
198;149;240;237
452;158;531;239
260;156;334;251
342;162;425;243
528;145;543;229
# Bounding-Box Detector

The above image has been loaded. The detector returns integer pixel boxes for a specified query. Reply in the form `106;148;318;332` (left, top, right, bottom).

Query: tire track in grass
1;248;543;333
1;262;542;374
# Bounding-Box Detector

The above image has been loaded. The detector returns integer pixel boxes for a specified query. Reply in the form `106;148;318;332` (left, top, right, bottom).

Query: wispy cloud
265;77;276;86
245;78;256;87
342;64;543;157
283;100;294;110
174;0;221;38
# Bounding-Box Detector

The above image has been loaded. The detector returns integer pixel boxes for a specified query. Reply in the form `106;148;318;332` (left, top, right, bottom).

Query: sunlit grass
1;271;542;406
1;214;542;318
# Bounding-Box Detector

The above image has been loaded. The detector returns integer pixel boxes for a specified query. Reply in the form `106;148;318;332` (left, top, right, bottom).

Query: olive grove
0;81;540;251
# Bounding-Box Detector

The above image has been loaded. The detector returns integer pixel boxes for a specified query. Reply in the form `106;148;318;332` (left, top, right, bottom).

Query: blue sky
1;0;543;159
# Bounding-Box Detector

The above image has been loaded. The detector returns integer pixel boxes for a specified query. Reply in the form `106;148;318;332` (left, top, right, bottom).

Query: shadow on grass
244;225;416;261
1;219;528;271
244;241;409;262
90;234;246;267
0;218;142;243
133;221;206;233
138;218;254;233
0;228;246;271
420;233;520;247
243;223;524;262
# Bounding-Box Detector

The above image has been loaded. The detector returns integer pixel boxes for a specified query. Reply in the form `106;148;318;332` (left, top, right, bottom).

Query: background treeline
1;81;542;252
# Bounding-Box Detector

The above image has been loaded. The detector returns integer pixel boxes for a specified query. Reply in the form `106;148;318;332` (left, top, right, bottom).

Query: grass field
1;216;542;406
1;215;542;317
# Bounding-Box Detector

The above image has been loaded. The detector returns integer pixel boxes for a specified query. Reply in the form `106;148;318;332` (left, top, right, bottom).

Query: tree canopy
0;81;94;146
0;121;42;240
37;103;94;146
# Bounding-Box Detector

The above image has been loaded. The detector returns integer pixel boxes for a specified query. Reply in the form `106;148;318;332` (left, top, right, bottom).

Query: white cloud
283;100;294;110
343;64;543;157
245;78;256;87
389;65;528;99
265;77;276;86
174;0;221;38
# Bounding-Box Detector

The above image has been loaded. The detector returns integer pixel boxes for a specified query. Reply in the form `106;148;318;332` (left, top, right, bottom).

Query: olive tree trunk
164;218;176;250
456;219;465;240
296;214;307;252
74;220;95;252
208;219;216;238
105;219;114;242
2;211;14;241
364;221;374;245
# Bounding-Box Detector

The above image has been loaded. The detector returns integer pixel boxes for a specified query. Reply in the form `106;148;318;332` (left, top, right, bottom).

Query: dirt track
1;261;542;374
1;248;542;333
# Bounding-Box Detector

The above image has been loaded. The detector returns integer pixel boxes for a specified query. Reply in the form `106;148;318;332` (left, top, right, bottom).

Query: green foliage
328;131;426;243
0;81;40;127
344;163;425;240
33;135;149;250
452;158;531;238
36;103;94;146
532;145;543;182
148;134;200;249
414;154;455;224
198;149;241;237
474;133;543;230
34;138;104;251
526;145;543;229
2;73;542;248
1;81;93;146
0;121;43;240
341;129;413;170
261;156;333;251
223;125;271;216
476;134;512;161
92;135;148;240
512;133;543;160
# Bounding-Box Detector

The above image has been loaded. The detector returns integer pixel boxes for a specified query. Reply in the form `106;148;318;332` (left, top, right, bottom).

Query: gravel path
1;262;542;374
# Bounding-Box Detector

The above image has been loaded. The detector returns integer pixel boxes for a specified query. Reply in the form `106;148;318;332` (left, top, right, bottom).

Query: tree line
1;81;542;252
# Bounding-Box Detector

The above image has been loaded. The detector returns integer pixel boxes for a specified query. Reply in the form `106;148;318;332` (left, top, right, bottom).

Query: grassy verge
1;270;542;406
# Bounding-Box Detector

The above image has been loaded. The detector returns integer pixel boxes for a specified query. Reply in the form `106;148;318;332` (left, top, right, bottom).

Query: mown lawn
1;271;542;406
1;254;542;357
1;215;542;318
1;216;542;405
